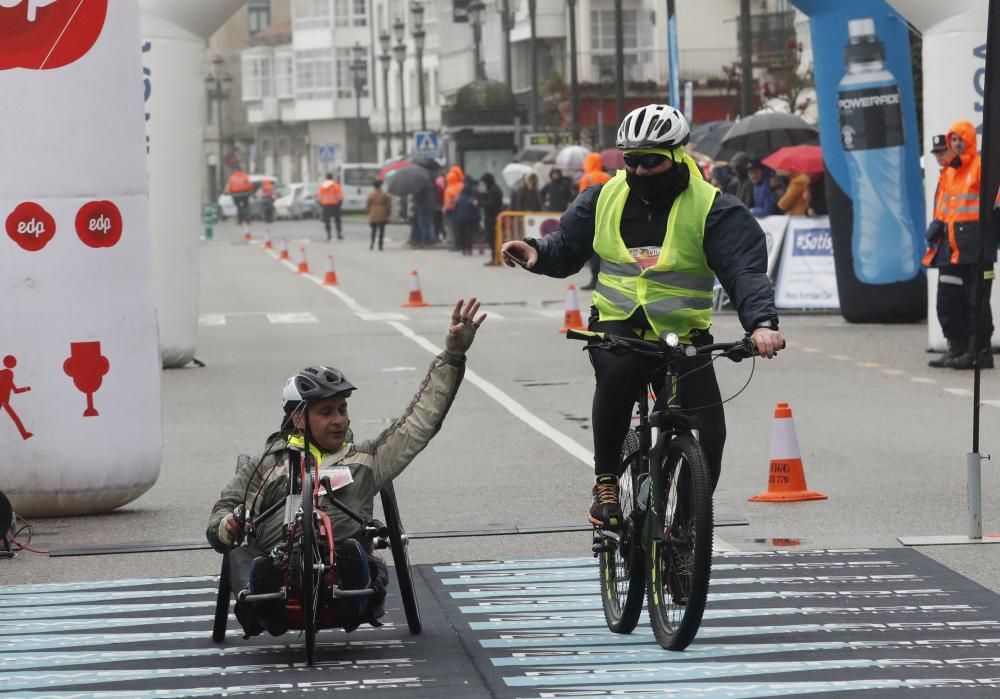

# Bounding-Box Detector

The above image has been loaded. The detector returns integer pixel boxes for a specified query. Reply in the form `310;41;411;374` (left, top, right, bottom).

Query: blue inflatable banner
791;0;926;322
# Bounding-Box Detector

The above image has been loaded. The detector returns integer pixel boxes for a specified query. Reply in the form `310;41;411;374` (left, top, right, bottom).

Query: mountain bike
568;328;766;650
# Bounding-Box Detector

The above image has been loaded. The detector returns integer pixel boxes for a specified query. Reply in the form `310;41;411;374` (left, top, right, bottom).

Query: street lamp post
468;0;485;81
349;42;367;163
567;0;580;143
378;30;393;159
410;1;427;132
528;0;538;130
205;54;232;201
496;0;515;91
392;16;408;156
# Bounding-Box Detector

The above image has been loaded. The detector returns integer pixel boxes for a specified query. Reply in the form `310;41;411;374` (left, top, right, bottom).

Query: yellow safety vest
592;168;717;342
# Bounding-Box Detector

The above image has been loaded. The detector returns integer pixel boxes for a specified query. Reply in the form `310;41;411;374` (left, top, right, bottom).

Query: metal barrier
489;210;559;265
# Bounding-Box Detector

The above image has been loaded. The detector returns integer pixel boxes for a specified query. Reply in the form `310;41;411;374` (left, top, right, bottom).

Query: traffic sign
414;130;439;155
317;144;337;163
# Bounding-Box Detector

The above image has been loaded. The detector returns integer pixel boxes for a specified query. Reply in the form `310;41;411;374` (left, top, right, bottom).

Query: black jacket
526;183;778;332
540;177;576;212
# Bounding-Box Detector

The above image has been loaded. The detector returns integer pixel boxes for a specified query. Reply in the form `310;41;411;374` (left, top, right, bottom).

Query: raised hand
445;298;487;355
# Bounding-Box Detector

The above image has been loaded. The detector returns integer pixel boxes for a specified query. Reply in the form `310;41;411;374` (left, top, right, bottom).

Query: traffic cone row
323;255;339;286
297;246;310;274
402;269;429;307
559;283;585;333
749;402;827;503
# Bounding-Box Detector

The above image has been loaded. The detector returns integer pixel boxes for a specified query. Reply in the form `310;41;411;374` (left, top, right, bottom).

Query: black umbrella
411;155;442;171
717;112;818;161
384;165;432;197
688;120;734;160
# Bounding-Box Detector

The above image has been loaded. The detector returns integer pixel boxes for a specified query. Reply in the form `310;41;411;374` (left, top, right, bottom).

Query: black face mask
625;161;690;203
949;155;962;168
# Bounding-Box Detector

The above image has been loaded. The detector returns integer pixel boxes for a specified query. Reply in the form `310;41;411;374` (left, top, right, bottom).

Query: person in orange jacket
577;153;610;288
578;152;611;193
921;120;994;369
259;179;275;224
227;169;254;231
443;166;464;247
318;173;344;241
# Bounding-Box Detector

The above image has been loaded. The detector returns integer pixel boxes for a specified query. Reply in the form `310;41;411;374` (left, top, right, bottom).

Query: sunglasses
623;152;670;170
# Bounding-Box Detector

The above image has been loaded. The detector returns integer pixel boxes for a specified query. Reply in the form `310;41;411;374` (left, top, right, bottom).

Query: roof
253;18;291;42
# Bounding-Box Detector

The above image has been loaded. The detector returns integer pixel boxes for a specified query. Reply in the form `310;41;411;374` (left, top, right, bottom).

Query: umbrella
717;112;818;161
554;145;590;172
599;148;625;171
377;159;412;181
411;155;442;171
762;145;824;174
688;120;734;160
384;164;432;197
501;162;534;188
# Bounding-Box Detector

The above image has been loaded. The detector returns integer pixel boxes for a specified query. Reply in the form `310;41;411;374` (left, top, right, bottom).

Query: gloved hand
925;219;945;243
445;298;487;356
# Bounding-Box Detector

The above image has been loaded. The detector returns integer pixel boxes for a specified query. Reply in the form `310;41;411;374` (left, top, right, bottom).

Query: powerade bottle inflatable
837;17;919;284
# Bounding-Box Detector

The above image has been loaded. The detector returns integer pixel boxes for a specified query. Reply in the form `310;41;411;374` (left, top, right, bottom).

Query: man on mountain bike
502;104;783;528
206;299;486;636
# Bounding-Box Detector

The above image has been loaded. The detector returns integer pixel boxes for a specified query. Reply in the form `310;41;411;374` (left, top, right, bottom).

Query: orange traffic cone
749;403;827;503
242;223;252;242
559;284;585;333
297;246;310;274
323;255;339;286
279;238;289;260
403;269;428;307
263;230;272;250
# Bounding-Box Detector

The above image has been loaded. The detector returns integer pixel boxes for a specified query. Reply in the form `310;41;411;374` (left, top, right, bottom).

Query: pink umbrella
600;148;624;171
377;159;412;181
761;145;823;175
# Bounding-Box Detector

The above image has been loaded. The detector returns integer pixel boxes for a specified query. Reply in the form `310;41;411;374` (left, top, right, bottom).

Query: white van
339;163;382;211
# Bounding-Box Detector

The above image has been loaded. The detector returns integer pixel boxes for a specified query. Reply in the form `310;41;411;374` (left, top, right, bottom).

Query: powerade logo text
793;228;833;256
837;92;900;110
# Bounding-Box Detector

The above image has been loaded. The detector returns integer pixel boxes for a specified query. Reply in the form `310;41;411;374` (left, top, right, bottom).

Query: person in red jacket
227;169;254;236
318;173;344;241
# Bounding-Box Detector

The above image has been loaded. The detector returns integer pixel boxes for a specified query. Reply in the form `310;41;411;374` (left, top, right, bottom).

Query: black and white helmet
282;365;356;414
616;104;690;150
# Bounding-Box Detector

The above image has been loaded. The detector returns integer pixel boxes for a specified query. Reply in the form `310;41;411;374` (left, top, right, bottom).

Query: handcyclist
502;103;783;529
206;299;486;637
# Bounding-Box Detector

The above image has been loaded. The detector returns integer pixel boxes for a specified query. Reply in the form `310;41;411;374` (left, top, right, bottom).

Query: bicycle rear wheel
645;433;713;650
598;429;646;634
381;484;422;634
301;472;318;665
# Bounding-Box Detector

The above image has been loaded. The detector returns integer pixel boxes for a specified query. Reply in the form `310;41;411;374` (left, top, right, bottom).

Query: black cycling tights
590;320;725;492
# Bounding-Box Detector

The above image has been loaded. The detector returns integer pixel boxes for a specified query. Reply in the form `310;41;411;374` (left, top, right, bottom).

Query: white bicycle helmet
616;104;690;150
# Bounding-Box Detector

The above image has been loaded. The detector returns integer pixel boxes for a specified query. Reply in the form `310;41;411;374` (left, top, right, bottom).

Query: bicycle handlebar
565;328;783;362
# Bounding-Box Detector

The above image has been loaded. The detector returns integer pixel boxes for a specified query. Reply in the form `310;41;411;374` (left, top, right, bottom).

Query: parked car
274;183;299;220
340;163;382;211
216;174;278;220
291;181;321;219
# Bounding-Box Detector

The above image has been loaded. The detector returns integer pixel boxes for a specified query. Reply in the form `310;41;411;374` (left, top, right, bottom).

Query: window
275;49;294;98
248;0;271;35
336;47;369;99
295;48;334;100
242;52;273;100
293;0;331;29
333;0;367;27
590;8;651;82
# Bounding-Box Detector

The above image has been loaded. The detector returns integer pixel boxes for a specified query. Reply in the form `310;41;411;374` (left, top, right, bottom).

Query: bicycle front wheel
645;433;713;650
598;429;646;634
301;472;317;665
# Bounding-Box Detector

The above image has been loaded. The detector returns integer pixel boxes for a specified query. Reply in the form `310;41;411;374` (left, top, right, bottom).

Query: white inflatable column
140;0;246;368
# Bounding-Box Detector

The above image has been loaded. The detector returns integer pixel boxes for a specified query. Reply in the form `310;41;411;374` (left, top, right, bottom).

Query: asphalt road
4;216;1000;594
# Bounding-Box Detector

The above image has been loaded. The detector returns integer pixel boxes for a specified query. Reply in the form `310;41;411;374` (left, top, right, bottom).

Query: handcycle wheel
301;471;318;665
211;553;231;643
380;484;422;634
645;433;713;651
599;429;646;634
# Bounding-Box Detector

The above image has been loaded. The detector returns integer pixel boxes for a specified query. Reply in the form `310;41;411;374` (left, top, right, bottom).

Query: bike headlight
663;332;680;347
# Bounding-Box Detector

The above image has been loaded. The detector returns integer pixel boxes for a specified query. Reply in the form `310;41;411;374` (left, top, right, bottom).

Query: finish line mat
2;549;1000;697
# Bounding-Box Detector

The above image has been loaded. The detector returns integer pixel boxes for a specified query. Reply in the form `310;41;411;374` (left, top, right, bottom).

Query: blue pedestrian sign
317;144;337;163
414;131;439;155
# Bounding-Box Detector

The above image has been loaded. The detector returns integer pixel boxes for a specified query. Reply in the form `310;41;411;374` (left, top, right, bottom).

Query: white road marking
358;312;409;321
265;312;317;324
381;367;417;372
829;354;852;362
910;377;936;384
198;314;226;326
529;308;566;319
982;399;1000;408
881;369;906;376
943;388;973;397
856;362;881;369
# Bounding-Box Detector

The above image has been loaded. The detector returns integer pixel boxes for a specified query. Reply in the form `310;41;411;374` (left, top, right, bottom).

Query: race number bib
628;245;662;270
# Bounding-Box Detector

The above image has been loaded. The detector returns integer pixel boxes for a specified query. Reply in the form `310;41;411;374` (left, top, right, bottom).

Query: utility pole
567;0;580;143
667;0;680;108
529;0;538;131
739;0;754;116
614;0;625;123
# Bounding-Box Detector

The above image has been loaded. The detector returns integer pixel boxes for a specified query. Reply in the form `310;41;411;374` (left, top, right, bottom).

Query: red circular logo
5;201;56;251
75;200;122;248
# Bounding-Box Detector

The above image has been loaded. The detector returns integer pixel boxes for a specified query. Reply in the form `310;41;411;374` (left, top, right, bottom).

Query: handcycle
211;447;421;666
567;327;769;650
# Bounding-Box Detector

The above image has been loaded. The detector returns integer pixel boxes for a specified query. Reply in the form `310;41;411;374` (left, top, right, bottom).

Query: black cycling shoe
336;538;372;632
249;556;288;636
589;474;622;529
